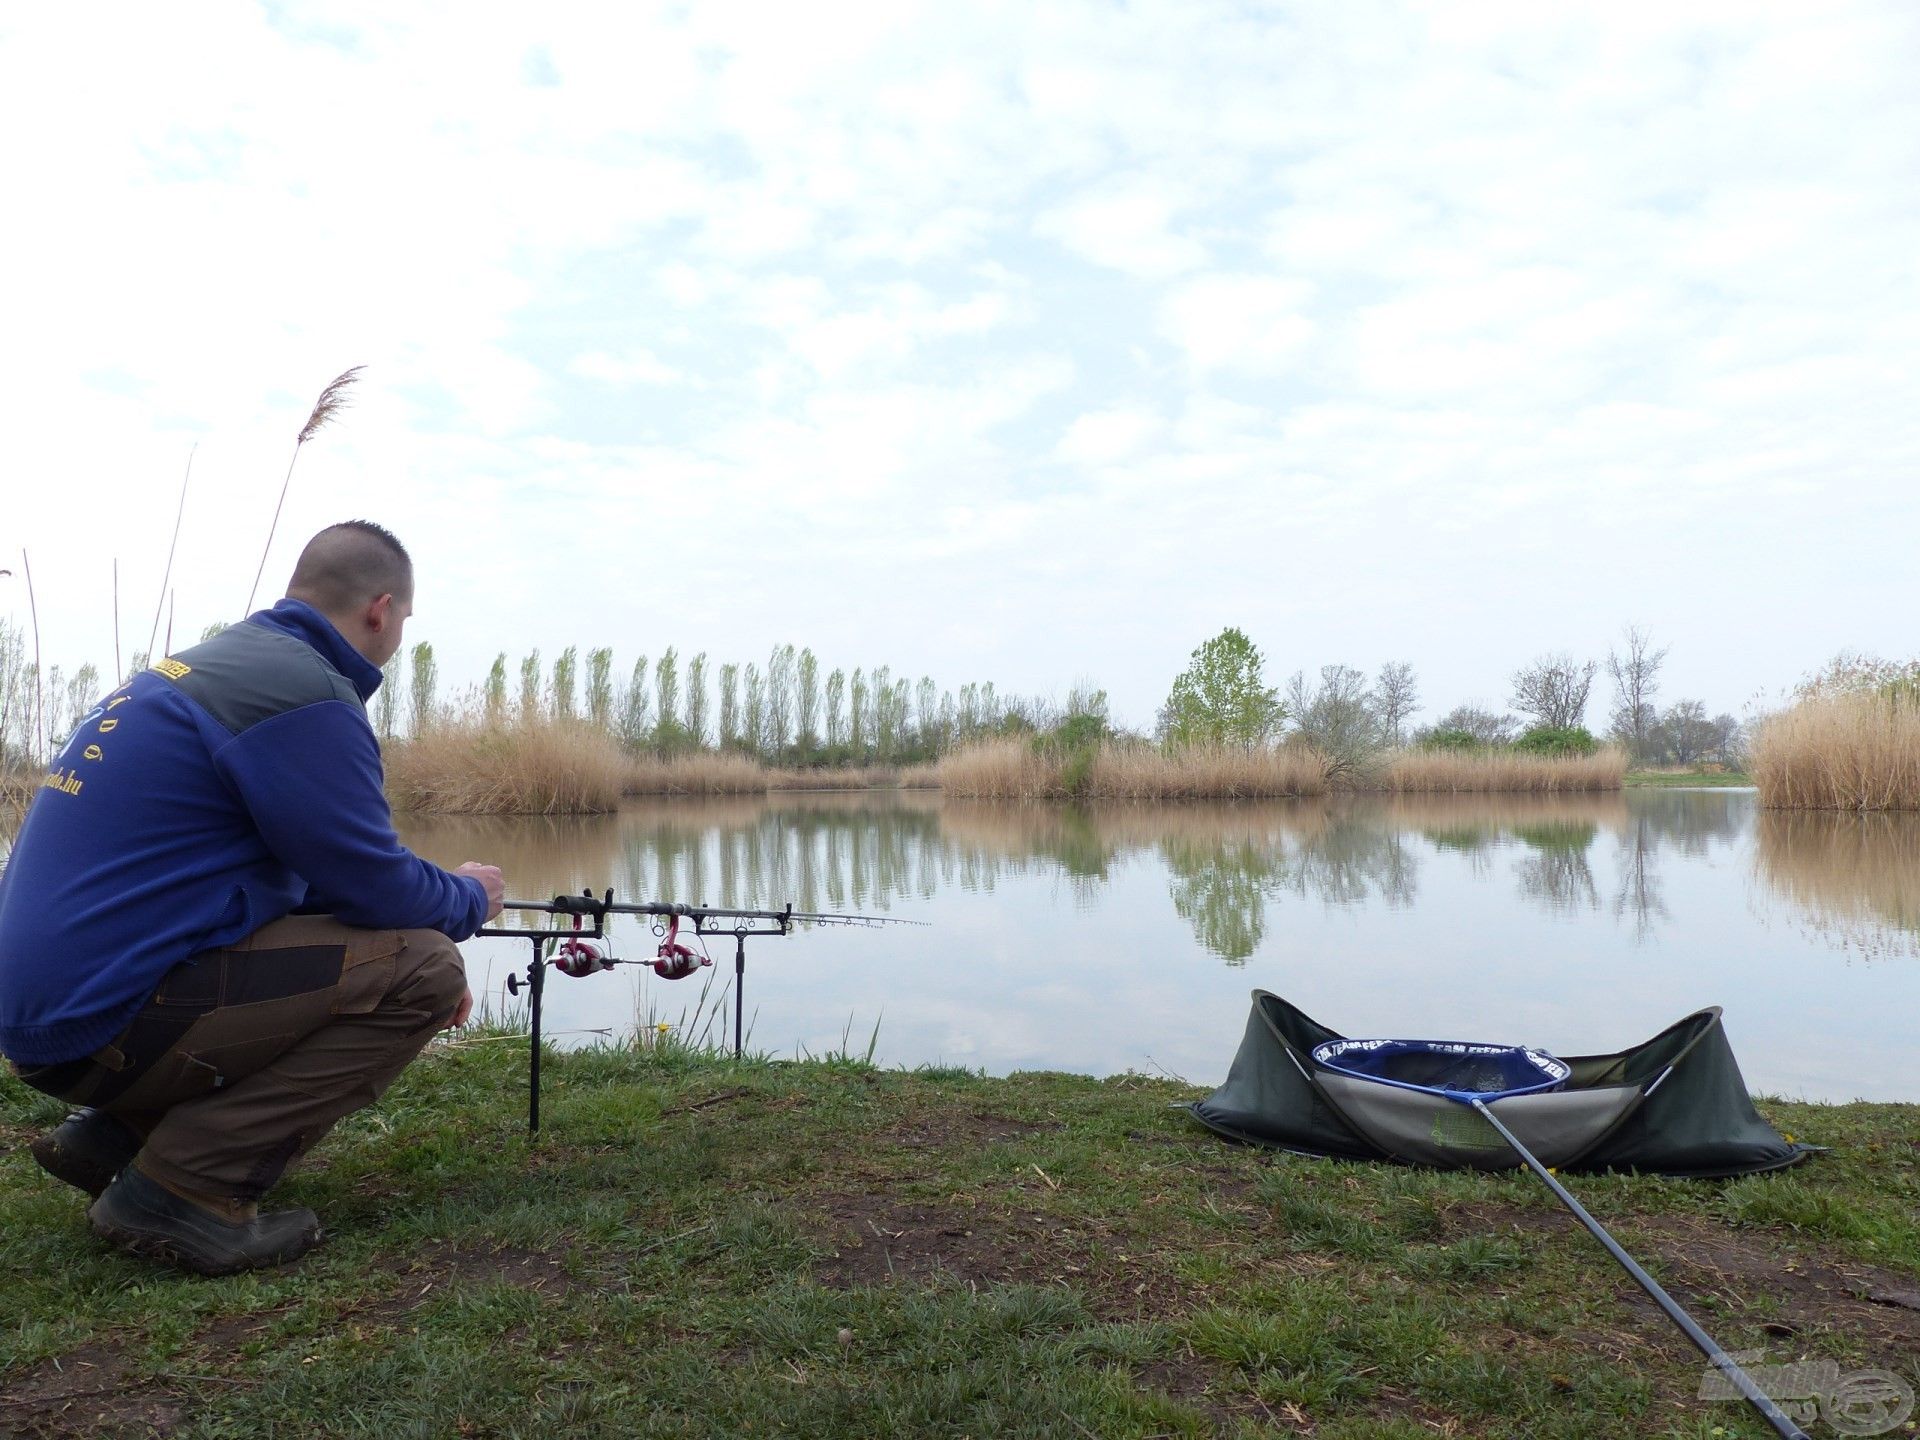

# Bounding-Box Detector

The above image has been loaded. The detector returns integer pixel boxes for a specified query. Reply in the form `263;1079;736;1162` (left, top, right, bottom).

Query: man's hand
457;861;505;920
445;986;475;1030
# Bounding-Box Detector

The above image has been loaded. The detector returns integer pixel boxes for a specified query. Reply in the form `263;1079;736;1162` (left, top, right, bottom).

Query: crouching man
0;521;504;1274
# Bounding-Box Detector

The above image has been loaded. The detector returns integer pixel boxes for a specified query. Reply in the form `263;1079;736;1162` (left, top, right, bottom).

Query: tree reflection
391;788;1784;969
1160;808;1418;963
1511;820;1600;913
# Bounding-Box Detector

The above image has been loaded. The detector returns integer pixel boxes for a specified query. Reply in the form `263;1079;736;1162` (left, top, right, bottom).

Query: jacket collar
247;598;385;703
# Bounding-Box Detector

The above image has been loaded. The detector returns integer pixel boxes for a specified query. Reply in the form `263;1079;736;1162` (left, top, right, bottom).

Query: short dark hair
285;521;413;614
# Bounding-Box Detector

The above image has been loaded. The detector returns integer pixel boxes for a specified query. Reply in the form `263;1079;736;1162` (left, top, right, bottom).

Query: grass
1751;689;1920;810
1381;746;1626;793
3;1041;1914;1439
1625;768;1752;788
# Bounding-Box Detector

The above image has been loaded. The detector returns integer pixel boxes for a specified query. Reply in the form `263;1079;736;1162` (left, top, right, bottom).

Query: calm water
398;790;1920;1105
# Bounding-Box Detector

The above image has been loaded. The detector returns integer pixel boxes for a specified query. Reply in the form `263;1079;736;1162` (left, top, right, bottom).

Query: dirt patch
1;1344;182;1440
878;1111;1053;1150
812;1193;1076;1290
1627;1215;1920;1363
808;1191;1189;1320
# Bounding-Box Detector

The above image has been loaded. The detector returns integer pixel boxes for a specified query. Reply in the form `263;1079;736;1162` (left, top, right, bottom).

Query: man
0;520;505;1274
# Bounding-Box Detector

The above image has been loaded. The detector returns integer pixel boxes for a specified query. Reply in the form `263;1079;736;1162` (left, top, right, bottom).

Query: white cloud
1158;276;1316;375
1035;182;1207;277
569;350;683;387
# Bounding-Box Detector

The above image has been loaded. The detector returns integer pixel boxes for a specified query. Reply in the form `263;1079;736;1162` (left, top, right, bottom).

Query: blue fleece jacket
0;599;488;1065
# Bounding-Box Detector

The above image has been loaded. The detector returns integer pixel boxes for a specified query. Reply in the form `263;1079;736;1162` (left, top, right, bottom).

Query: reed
1750;690;1920;810
626;752;773;796
934;738;1331;800
385;715;627;815
1382;746;1626;793
771;765;904;791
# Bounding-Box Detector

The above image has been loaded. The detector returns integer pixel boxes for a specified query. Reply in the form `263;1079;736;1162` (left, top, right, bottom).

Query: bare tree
1510;652;1597;730
1286;665;1381;777
1656;699;1713;765
1606;625;1668;762
1371;661;1419;746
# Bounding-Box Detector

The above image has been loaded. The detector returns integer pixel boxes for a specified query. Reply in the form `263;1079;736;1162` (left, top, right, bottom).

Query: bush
1512;725;1598;757
1418;727;1489;753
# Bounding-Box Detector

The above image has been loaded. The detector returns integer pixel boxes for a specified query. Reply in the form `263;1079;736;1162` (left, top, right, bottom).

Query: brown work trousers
14;916;466;1213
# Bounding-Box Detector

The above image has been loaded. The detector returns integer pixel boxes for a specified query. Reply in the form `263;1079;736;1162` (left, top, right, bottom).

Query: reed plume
244;366;364;616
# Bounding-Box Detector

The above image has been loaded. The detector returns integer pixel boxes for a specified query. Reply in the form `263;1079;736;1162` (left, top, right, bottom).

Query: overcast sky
3;1;1915;733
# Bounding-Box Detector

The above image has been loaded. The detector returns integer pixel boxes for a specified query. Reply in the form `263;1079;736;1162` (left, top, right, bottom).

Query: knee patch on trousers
395;931;469;1020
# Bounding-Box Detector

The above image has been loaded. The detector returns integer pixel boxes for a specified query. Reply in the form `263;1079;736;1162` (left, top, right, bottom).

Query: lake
400;789;1920;1105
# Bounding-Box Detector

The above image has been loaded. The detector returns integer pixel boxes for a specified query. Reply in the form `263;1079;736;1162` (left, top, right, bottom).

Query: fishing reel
651;915;711;981
507;936;615;995
552;937;615;978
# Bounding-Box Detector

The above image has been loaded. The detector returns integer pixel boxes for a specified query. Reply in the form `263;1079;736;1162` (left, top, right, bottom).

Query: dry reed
245;366;364;615
1750;691;1920;810
626;756;907;795
1382;747;1626;793
626;753;772;796
385;716;628;814
934;738;1331;800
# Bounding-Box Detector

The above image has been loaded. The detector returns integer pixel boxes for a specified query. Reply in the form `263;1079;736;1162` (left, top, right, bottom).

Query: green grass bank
3;1040;1916;1439
1625;770;1753;789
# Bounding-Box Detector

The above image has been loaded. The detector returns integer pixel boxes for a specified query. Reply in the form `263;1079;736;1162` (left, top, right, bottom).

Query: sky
2;0;1916;734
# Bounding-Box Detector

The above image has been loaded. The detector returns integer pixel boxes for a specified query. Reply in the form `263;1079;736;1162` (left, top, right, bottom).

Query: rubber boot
31;1109;142;1198
88;1166;322;1276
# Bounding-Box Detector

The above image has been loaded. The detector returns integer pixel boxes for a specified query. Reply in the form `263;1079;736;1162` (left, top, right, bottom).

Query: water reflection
1754;809;1920;959
395;790;1788;965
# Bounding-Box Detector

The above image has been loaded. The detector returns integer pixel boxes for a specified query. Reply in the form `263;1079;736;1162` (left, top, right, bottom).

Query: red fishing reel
552;937;614;978
652;915;711;980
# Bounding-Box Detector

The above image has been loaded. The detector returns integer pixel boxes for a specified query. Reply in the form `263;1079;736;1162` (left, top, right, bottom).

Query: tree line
1156;625;1744;770
377;640;1096;767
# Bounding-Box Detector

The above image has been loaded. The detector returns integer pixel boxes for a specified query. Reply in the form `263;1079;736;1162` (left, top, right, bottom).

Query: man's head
285;521;414;668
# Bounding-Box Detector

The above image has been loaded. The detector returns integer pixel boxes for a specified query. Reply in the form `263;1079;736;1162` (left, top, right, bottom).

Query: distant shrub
1512;725;1598;757
1418;727;1489;753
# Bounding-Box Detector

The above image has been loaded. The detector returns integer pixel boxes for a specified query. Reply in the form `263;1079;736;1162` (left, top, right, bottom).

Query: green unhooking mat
1189;991;1815;1177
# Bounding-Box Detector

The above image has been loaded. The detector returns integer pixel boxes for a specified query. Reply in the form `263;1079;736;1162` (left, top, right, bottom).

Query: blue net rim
1310;1037;1572;1100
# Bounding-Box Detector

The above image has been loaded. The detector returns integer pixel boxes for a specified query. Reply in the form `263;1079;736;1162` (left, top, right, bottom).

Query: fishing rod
477;891;925;1135
1465;1097;1810;1440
